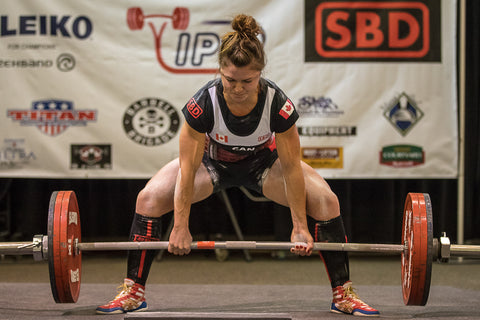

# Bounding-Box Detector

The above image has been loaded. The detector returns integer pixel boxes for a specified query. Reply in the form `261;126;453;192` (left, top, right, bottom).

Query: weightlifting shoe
96;278;147;314
331;281;379;316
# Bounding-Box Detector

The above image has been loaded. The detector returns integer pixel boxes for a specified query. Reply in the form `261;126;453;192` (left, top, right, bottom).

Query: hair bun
231;14;262;39
218;14;266;70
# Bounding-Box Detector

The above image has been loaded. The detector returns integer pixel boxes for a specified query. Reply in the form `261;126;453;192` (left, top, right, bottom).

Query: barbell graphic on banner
127;7;190;31
126;6;220;74
1;191;479;305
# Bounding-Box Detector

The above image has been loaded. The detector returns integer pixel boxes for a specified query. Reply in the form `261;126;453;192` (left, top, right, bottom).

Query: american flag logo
6;99;97;137
215;133;228;143
279;99;294;120
37;124;69;136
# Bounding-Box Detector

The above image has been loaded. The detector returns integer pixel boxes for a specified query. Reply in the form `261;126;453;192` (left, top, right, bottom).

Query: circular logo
57;53;76;72
123;98;181;146
79;145;104;165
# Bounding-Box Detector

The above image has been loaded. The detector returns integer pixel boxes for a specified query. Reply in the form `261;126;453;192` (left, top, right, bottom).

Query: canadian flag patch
279;99;294;120
216;133;228;143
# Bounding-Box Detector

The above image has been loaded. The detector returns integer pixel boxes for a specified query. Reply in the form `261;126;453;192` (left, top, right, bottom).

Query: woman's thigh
262;159;340;220
136;159;214;216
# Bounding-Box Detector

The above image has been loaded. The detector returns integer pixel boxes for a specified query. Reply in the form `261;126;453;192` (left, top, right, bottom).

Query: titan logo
305;0;441;61
7;99;97;136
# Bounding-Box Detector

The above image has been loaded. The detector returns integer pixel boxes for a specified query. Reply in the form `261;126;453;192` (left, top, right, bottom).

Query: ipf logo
126;7;265;74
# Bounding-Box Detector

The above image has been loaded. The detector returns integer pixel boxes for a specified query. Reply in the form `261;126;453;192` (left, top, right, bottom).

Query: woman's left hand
290;230;314;256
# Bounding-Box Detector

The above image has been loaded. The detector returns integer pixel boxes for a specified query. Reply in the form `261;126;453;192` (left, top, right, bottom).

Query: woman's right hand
168;225;193;256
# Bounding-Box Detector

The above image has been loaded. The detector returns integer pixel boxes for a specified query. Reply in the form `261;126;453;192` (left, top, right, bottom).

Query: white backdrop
0;0;457;178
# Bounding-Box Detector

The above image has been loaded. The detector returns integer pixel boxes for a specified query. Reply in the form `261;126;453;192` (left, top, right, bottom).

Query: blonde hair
218;14;266;71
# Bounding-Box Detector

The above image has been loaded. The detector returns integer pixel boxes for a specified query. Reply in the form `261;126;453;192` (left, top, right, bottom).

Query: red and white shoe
331;281;379;316
96;278;148;314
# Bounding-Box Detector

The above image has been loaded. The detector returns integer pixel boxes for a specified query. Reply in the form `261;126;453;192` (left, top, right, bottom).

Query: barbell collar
32;235;46;261
439;232;451;262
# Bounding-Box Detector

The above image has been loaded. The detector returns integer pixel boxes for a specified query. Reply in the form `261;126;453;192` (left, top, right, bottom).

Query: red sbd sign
304;0;441;61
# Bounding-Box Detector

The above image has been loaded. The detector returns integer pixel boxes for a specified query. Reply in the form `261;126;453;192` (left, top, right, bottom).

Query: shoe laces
343;284;360;300
343;284;371;308
108;282;132;303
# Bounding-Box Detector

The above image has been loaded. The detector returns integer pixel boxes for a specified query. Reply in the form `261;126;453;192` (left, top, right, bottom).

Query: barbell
0;191;479;306
126;7;190;31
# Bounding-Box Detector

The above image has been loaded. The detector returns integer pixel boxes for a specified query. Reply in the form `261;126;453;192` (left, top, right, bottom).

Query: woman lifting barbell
96;14;379;316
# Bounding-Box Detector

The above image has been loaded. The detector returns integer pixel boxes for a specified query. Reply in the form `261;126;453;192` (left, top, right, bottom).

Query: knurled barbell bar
0;191;479;306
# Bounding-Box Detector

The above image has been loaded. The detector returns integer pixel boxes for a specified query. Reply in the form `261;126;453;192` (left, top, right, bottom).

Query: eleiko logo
7;99;97;136
305;0;441;61
0;15;93;39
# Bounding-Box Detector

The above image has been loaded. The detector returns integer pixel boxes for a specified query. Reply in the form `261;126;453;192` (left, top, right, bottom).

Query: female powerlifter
96;13;379;317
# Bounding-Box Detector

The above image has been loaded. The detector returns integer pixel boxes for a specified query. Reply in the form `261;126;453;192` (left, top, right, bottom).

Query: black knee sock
315;216;350;289
127;213;162;286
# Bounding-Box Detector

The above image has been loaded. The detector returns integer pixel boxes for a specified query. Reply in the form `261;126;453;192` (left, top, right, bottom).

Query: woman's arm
168;123;206;255
275;124;313;255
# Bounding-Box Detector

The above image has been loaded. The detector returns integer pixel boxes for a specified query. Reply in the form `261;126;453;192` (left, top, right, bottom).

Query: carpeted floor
0;252;479;319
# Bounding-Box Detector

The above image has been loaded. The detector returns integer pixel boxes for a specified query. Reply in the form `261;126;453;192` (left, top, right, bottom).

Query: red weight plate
47;192;60;302
172;7;189;30
401;193;433;306
423;193;433;304
48;191;82;303
127;7;144;30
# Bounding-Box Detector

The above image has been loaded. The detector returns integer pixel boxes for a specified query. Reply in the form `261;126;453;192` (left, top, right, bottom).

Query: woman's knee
136;183;174;217
306;182;340;221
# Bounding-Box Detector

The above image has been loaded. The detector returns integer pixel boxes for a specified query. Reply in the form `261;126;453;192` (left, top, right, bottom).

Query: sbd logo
304;0;441;61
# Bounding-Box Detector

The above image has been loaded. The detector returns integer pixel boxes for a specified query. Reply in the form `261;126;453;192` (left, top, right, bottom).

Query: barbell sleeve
0;241;36;255
450;244;480;257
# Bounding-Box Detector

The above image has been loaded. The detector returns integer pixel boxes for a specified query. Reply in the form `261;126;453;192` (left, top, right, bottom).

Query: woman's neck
224;87;259;117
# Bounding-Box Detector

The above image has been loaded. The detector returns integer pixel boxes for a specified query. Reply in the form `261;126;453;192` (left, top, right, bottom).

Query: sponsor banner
71;144;112;170
301;147;343;169
0;0;457;178
0;139;37;169
305;0;441;62
380;144;425;168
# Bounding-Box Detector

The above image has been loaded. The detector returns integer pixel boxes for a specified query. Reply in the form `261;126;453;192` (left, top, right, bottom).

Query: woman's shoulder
192;78;221;99
261;78;290;104
262;78;288;96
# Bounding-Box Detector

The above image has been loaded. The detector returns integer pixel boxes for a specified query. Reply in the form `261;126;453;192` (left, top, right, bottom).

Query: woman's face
220;62;261;104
